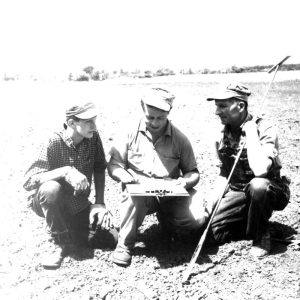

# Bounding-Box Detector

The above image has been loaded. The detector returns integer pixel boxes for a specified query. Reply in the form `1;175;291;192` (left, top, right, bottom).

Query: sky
0;0;299;77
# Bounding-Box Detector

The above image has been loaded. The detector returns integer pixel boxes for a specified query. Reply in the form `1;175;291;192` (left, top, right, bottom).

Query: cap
65;102;98;119
142;88;175;111
207;83;251;102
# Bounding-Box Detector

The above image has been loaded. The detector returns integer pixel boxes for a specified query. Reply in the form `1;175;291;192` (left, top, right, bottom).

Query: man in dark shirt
206;83;290;258
24;102;118;269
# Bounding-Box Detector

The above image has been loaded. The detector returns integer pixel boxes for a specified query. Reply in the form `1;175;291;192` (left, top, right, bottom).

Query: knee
249;178;269;192
37;181;62;206
247;178;269;199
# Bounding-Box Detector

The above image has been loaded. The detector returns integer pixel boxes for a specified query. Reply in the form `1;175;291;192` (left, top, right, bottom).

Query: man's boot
42;233;72;269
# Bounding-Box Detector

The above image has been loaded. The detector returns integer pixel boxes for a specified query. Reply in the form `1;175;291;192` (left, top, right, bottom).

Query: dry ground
0;74;299;299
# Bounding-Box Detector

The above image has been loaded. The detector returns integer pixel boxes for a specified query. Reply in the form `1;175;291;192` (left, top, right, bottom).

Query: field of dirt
0;73;299;299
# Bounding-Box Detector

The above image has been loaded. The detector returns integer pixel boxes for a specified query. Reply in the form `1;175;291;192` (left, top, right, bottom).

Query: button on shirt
109;120;198;179
23;129;107;214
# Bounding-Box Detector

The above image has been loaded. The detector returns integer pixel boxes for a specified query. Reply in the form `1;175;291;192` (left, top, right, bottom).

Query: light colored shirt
109;120;198;179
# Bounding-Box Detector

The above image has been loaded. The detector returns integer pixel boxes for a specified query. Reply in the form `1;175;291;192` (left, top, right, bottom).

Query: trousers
211;177;290;243
117;188;206;250
32;180;118;248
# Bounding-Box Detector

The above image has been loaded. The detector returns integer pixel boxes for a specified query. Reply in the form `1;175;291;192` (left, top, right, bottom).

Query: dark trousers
32;180;118;248
211;177;289;243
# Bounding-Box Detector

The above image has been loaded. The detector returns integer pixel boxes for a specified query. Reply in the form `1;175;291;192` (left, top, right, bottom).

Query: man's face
214;99;244;126
143;104;169;135
74;117;98;138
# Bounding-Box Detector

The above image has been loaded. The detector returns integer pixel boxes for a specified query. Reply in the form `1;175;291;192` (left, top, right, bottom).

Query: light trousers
117;188;206;250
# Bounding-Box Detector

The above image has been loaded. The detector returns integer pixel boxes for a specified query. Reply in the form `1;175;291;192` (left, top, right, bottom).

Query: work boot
250;229;271;258
42;242;71;269
112;245;132;267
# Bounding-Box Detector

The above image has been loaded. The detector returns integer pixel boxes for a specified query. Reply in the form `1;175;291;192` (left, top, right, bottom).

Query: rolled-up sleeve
23;143;51;191
258;120;282;171
178;136;198;174
108;133;129;170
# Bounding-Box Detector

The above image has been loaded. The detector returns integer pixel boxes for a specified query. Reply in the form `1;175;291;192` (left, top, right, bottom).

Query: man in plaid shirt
24;102;118;269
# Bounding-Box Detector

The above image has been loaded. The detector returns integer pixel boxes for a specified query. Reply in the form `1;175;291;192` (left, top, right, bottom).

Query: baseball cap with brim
142;88;175;111
207;83;251;102
66;102;98;119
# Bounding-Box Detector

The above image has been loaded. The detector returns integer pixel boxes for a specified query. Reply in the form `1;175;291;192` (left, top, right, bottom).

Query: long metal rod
182;56;290;283
182;142;245;282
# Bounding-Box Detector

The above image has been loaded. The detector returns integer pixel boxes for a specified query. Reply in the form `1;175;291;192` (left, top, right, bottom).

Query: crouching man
206;83;290;258
108;87;207;267
23;101;118;269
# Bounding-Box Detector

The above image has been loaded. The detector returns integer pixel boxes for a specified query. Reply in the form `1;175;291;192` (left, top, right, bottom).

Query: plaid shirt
24;129;107;214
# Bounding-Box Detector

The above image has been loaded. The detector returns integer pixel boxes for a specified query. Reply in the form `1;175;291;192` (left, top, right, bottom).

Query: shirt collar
59;129;75;148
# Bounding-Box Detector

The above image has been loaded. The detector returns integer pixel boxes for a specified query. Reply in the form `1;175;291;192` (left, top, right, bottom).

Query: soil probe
182;56;291;284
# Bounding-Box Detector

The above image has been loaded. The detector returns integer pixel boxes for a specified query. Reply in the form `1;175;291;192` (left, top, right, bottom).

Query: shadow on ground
132;220;297;267
133;223;219;268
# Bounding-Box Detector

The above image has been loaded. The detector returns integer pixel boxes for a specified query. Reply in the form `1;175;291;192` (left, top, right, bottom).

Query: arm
179;169;200;190
34;166;72;186
107;136;139;184
89;133;114;229
90;168;114;229
176;131;200;189
24;139;87;193
243;120;273;177
107;162;138;184
94;168;105;205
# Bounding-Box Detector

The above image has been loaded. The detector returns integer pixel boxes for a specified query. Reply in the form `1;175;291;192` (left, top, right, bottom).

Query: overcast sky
1;0;299;76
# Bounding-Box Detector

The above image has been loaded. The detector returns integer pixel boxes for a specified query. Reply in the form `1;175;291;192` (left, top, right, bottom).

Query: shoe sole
112;257;131;267
43;264;62;270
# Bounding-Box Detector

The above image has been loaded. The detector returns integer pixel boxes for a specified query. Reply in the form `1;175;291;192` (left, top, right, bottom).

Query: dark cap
65;102;98;119
207;83;251;102
142;88;175;111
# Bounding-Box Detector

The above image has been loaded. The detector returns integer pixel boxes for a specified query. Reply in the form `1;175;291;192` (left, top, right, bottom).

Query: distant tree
144;70;153;78
68;73;73;81
91;71;100;81
75;74;89;81
83;66;94;77
230;65;243;73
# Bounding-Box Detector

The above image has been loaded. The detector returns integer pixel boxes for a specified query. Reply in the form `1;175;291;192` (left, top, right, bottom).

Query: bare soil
0;76;299;299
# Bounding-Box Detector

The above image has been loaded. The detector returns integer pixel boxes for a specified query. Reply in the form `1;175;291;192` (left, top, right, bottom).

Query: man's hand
64;167;89;196
189;199;209;227
120;171;139;184
163;177;187;188
174;177;187;188
89;204;114;230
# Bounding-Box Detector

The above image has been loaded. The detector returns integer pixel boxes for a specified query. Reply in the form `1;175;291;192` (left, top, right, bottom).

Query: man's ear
238;101;246;112
66;118;75;128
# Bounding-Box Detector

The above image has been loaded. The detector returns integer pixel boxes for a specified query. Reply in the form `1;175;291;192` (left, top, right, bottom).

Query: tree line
69;64;300;81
